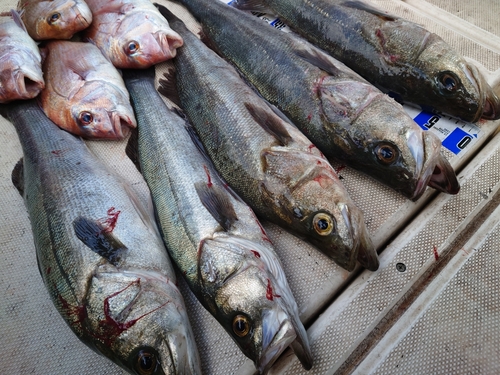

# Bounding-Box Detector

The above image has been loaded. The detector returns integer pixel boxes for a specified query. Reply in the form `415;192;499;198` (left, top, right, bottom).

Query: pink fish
17;0;92;40
39;40;136;139
0;10;44;103
83;0;183;68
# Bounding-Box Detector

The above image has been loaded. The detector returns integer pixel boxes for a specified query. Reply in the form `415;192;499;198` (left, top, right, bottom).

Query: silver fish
123;67;312;373
231;0;500;122
0;10;44;103
156;1;459;201
3;100;201;375
156;6;378;273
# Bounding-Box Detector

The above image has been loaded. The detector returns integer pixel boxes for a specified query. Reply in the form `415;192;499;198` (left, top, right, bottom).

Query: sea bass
83;0;183;68
0;10;44;103
39;40;136;139
156;6;378;273
2;100;201;374
18;0;92;40
231;0;500;122
156;1;459;201
123;67;312;373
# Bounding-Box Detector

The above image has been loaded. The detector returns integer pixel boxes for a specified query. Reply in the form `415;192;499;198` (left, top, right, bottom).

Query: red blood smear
97;280;169;347
100;207;121;233
313;174;331;188
335;165;346;174
51;150;63;156
203;165;213;187
58;294;87;329
46;267;51;275
256;220;272;243
251;250;261;258
433;245;439;261
266;279;281;301
307;113;312;121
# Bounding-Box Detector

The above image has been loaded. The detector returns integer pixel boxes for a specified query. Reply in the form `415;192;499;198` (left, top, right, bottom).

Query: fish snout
73;1;93;30
111;110;137;139
154;30;184;60
0;69;44;102
481;86;500;120
258;310;297;374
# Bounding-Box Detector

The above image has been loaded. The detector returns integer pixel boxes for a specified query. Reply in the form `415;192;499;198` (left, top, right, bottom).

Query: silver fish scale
281;134;500;375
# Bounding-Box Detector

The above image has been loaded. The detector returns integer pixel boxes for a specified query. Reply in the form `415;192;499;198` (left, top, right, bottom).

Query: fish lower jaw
258;319;297;374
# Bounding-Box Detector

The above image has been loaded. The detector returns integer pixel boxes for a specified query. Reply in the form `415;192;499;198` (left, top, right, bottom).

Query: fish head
413;34;498;122
70;81;137;139
0;52;45;103
262;147;376;271
200;238;310;372
23;0;92;40
102;11;183;69
318;80;459;200
84;269;201;375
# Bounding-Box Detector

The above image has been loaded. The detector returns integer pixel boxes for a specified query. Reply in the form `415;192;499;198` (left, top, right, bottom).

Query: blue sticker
413;112;441;130
442;128;473;155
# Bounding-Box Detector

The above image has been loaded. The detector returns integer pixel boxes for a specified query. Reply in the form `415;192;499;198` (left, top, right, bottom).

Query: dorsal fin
244;102;292;146
157;69;181;107
9;9;28;33
341;1;398;21
11;158;24;196
194;181;238;231
295;47;342;77
73;217;127;266
229;0;269;12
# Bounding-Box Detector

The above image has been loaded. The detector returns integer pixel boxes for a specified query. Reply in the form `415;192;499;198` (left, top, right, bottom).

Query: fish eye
134;349;158;375
48;13;60;24
126;40;140;55
79;112;93;125
375;143;398;165
438;73;459;93
312;213;334;236
232;314;251;338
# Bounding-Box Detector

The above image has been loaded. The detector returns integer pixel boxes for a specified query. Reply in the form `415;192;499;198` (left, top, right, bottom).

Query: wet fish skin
83;0;183;69
156;1;459;201
2;99;201;374
18;0;92;40
232;0;499;122
0;10;44;103
156;5;378;273
123;67;312;373
39;40;137;139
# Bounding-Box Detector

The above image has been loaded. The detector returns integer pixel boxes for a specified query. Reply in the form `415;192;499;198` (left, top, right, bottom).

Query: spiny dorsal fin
157;69;181;107
194;181;238;231
245;102;292;146
295;47;342;77
73;216;127;266
11;158;24;196
341;1;398;22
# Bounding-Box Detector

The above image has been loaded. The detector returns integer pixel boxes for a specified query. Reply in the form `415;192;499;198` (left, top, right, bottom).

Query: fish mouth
258;310;297;374
481;90;500;120
73;2;93;29
1;69;44;101
110;111;137;139
154;30;184;60
407;130;459;201
427;154;460;195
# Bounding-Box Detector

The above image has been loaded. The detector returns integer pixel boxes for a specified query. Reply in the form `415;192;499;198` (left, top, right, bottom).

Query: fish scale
2;100;201;374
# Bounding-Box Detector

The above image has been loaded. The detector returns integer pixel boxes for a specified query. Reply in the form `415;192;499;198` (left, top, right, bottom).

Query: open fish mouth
154;30;184;59
111;111;137;139
481;91;500;120
258;310;297;374
1;69;45;101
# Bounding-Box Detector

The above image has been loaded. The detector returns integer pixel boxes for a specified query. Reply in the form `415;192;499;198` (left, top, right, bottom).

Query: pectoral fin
195;181;238;231
245;102;292;146
73;216;127;266
341;1;398;22
11;158;24;196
